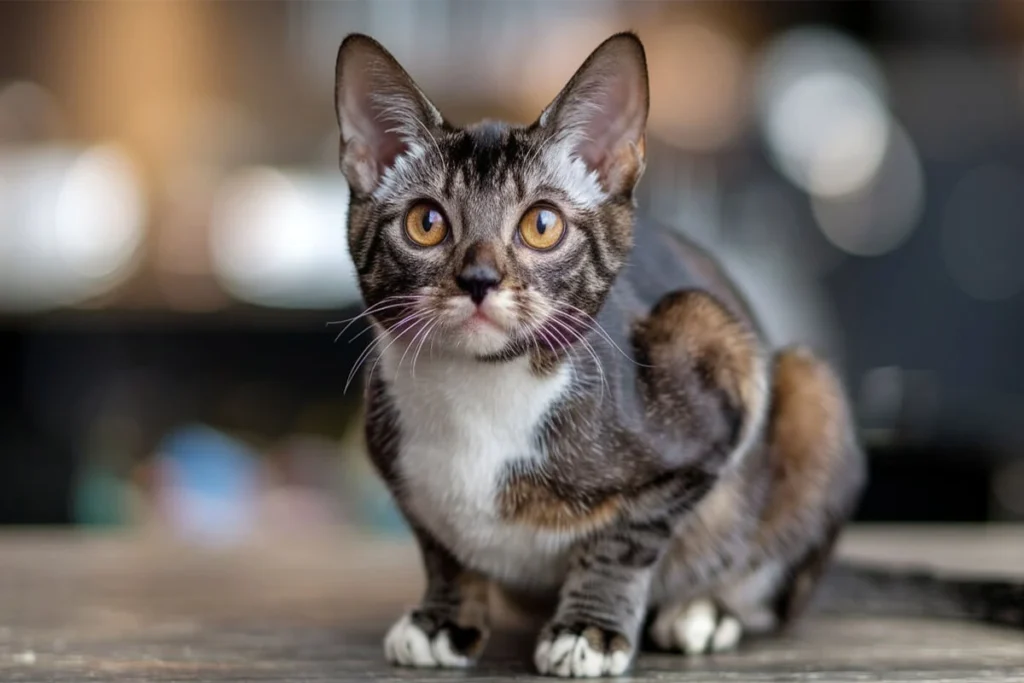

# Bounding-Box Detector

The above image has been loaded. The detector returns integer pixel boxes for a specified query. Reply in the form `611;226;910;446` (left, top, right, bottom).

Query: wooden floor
1;526;1021;682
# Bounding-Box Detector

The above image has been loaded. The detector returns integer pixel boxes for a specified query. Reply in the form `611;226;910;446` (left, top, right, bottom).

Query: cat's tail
811;560;1024;629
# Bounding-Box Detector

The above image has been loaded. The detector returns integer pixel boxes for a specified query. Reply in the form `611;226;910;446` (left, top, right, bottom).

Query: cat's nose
456;242;504;304
456;264;502;305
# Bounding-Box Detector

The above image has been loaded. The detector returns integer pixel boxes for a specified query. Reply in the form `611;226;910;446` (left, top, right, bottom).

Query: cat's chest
381;352;576;588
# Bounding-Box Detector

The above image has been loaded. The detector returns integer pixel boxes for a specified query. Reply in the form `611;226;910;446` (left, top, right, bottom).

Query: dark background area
1;1;1023;536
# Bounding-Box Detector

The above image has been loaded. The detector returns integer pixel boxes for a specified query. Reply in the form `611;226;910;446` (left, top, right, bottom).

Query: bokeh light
54;146;146;279
0;144;146;311
757;27;891;198
811;122;924;257
646;21;748;151
209;167;360;309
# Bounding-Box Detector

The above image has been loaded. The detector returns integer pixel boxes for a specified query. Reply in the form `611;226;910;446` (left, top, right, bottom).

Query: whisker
554;303;651;368
411;318;442;380
330;296;427;342
326;295;424;326
532;323;598;400
345;323;379;344
365;315;433;387
513;306;545;361
397;314;437;376
547;315;608;401
344;310;432;393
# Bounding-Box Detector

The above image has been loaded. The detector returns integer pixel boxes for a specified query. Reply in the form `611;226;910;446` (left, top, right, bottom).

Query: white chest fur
381;350;576;589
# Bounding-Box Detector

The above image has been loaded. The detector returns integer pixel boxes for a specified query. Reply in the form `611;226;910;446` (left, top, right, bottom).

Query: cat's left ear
537;32;649;196
335;34;445;196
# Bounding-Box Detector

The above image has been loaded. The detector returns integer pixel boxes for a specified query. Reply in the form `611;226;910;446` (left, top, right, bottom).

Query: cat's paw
383;612;487;668
648;599;742;655
534;623;634;677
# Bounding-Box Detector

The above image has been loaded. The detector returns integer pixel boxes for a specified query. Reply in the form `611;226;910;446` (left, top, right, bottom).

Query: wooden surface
1;525;1022;682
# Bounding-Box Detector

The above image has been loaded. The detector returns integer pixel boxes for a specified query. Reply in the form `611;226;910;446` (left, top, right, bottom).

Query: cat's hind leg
724;345;866;632
649;345;866;655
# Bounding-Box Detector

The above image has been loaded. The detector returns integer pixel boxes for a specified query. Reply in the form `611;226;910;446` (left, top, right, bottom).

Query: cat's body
377;219;767;594
335;33;1022;678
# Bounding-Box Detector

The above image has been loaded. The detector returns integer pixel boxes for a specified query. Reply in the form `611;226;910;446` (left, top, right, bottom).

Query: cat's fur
334;32;1023;678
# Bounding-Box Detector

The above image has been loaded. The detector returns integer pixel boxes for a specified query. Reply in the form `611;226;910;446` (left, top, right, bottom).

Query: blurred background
1;0;1023;543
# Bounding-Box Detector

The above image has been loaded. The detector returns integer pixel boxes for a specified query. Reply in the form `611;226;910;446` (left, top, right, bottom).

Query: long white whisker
532;324;595;400
411;318;442;380
398;315;437;376
345;322;380;344
547;315;607;401
514;306;545;361
344;310;431;393
331;296;427;342
554;303;650;367
365;315;433;387
326;295;425;326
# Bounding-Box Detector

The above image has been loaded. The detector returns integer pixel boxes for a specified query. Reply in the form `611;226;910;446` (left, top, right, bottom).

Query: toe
710;615;742;652
677;599;717;655
385;614;436;667
431;629;472;668
534;626;634;678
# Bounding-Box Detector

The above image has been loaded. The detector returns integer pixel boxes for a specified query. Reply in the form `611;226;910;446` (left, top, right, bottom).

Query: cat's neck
378;343;574;433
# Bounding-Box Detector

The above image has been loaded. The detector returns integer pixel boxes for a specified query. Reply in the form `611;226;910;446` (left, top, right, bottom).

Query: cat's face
335;33;648;360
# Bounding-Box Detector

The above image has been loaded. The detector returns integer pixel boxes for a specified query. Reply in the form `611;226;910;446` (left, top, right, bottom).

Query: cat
333;32;1023;678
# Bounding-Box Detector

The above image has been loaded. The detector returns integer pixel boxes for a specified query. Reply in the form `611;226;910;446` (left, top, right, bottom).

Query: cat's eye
405;202;449;247
518;206;565;251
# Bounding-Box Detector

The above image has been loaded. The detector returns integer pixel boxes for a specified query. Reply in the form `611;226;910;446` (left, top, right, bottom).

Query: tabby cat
333;32;1023;678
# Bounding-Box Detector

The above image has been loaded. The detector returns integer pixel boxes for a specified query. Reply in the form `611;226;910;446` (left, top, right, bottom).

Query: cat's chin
452;321;511;358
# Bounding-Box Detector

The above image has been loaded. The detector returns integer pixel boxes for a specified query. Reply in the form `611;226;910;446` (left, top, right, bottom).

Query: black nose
456;264;502;304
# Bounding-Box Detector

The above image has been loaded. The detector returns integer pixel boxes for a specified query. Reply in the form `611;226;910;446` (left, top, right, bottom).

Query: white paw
649;599;743;655
383;614;473;668
534;629;633;678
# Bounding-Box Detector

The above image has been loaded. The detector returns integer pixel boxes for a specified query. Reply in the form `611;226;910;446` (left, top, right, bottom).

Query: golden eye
405;202;448;247
518;206;565;251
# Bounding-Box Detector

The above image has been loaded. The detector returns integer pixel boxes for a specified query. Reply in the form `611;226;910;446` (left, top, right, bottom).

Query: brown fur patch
640;290;763;421
498;475;623;532
758;346;863;548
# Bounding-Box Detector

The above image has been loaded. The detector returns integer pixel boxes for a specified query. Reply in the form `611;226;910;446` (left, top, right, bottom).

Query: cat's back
623;216;759;334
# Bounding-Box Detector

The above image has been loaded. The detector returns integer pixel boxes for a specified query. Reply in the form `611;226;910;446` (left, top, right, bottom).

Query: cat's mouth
465;308;502;329
383;287;570;360
447;294;514;354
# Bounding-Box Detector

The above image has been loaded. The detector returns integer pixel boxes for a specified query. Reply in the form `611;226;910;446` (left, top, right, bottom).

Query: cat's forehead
442;120;532;194
370;118;604;209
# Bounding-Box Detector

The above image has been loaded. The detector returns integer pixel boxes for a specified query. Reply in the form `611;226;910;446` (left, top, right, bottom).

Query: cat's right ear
536;32;649;197
335;34;444;196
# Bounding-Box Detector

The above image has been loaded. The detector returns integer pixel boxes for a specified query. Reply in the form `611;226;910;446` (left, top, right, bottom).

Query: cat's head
335;32;648;360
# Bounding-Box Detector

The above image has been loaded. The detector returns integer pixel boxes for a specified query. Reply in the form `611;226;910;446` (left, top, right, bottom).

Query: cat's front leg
535;467;715;678
384;524;490;669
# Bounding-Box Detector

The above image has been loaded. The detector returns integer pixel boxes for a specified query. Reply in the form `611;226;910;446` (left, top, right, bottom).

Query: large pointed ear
537;33;649;196
335;34;444;196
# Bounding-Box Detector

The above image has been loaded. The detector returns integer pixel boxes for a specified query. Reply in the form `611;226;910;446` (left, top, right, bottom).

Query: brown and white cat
334;32;1023;678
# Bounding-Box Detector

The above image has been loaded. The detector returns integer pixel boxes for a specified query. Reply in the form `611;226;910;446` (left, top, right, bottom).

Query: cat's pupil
422;210;440;232
537;210;555;234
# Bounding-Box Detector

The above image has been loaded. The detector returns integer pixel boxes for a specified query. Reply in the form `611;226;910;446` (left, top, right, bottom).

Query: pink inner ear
336;38;441;193
340;74;409;178
542;35;649;195
577;78;640;172
571;74;647;194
